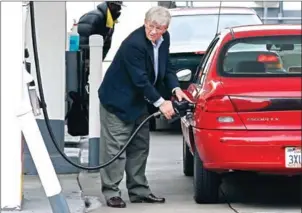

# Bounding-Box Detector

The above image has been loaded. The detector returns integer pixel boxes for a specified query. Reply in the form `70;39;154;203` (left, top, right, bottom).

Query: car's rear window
220;35;301;77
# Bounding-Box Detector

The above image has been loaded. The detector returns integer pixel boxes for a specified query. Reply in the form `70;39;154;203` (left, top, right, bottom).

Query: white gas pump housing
23;1;80;175
1;2;24;210
1;2;70;211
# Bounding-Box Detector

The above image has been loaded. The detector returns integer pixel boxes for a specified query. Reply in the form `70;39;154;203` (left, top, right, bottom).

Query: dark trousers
99;104;152;201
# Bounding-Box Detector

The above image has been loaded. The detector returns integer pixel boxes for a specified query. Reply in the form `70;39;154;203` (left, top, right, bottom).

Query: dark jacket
77;3;115;59
98;26;180;122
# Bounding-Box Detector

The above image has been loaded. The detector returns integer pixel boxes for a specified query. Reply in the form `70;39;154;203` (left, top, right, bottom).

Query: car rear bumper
194;129;302;175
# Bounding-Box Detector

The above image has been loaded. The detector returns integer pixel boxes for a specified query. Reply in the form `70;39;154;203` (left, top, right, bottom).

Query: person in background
76;1;125;101
98;6;192;208
77;1;125;60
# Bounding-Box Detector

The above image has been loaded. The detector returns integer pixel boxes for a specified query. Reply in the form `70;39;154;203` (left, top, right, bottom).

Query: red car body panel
193;129;301;175
181;25;302;176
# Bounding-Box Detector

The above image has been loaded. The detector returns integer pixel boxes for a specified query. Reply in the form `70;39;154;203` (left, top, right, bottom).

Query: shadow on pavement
221;173;301;208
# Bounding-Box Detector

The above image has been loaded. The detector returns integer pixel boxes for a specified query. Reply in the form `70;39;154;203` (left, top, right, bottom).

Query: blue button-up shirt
145;36;179;107
151;37;165;107
152;36;164;85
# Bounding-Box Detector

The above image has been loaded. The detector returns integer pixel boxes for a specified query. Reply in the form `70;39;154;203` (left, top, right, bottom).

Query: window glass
220;35;301;77
169;14;262;45
196;38;220;84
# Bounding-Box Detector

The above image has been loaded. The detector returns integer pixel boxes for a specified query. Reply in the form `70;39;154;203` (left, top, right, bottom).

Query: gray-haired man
98;6;191;208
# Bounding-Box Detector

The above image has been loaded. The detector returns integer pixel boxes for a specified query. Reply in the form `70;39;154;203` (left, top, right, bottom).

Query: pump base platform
23;120;82;175
23;149;81;175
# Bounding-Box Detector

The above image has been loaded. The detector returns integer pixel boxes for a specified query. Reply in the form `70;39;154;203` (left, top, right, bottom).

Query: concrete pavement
80;131;301;213
8;174;85;213
78;131;234;213
14;130;301;213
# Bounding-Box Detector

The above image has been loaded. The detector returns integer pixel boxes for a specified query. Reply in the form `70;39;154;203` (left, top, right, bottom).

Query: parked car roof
217;24;301;43
169;6;258;16
230;24;301;32
219;24;301;36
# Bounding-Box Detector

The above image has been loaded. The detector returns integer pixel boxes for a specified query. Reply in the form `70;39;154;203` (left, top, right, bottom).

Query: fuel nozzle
168;99;195;123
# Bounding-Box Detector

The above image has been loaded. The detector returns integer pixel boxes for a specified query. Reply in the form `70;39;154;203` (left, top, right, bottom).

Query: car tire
193;149;221;204
183;137;193;176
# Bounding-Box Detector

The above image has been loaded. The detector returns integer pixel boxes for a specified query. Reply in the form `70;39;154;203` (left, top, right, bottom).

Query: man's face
144;21;168;43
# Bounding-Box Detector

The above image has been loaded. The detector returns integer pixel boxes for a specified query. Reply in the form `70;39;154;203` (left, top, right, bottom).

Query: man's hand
174;88;193;103
159;100;175;120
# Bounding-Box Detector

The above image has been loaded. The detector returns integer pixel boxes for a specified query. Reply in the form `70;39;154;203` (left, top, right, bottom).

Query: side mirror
176;69;192;82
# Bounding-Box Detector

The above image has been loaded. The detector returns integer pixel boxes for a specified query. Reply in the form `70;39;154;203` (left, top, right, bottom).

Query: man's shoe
131;194;165;203
106;197;126;208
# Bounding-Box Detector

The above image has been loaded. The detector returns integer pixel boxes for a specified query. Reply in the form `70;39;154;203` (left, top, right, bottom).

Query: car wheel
193;149;221;204
183;137;193;176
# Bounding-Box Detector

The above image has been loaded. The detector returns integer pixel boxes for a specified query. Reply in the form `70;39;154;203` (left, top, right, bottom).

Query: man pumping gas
98;6;192;208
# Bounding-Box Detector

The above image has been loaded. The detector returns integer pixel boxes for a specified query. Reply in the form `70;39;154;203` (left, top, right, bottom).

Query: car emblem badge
247;117;279;122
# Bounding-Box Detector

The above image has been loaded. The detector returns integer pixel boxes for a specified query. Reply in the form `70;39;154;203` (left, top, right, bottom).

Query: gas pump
1;2;71;212
17;67;71;213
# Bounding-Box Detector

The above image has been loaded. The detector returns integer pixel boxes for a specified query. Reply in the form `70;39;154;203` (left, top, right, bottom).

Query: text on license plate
285;147;301;168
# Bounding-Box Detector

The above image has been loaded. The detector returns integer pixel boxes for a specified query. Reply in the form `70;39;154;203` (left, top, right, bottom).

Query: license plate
285;147;301;168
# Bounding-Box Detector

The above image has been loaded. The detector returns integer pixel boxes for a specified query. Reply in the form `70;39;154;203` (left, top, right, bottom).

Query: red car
178;24;302;204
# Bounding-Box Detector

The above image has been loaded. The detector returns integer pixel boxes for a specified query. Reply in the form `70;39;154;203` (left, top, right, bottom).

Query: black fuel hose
29;1;161;171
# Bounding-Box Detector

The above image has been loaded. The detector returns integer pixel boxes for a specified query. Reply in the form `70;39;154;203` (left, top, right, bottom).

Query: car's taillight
257;54;279;63
201;96;249;127
203;96;235;112
203;96;272;113
230;96;271;112
257;54;282;69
